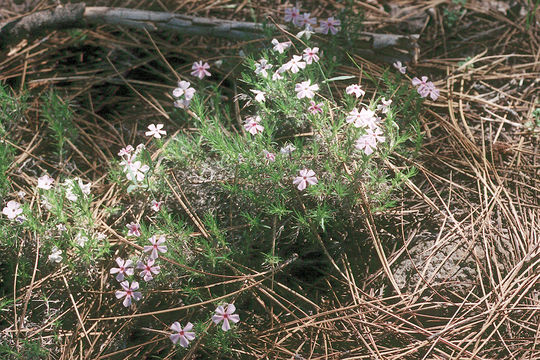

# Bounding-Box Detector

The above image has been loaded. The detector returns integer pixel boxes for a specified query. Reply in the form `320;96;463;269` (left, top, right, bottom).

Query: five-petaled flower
145;124;166;139
393;61;407;74
346;108;379;129
302;47;320;64
271;39;292;54
191;61;211;79
110;257;134;282
37;174;54;190
295;80;319;99
284;6;301;26
254;59;273;78
173;81;196;100
115;281;142;307
144;235;167;260
346;84;365;98
308;100;324;114
318;17;341;35
412;76;439;101
137;258;161;282
48;246;62;263
126;222;141;237
280;144;296;155
151;200;162;212
124;161;150;182
2;200;23;220
244;116;264;135
283;55;306;74
293;169;318;191
250;89;266;103
355;127;385;155
170;322;196;347
212;304;240;331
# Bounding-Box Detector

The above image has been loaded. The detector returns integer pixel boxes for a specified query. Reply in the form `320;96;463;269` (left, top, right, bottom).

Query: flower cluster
111;235;167;307
284;5;341;36
119;144;150;183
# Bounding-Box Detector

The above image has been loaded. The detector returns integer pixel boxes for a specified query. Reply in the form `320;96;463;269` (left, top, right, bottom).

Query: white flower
37;174;54;190
124;161;150;182
271;39;292;54
377;98;392;114
302;47;320;64
346;84;365;98
250;89;266;103
17;191;26;198
393;61;407;74
293;169;318;191
191;61;211;79
254;59;273;78
173;81;196;100
355;127;385;155
174;99;191;109
280;144;296;155
75;232;89;247
3;200;23;220
295;80;319;99
346;108;379;129
297;25;315;40
283;55;306;74
48;246;63;263
150;200;162;212
145;124;166;139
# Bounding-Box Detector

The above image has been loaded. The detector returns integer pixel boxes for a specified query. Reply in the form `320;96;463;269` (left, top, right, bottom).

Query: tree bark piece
0;4;418;62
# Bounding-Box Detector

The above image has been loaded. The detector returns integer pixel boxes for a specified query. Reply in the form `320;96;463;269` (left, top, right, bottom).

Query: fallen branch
0;4;418;62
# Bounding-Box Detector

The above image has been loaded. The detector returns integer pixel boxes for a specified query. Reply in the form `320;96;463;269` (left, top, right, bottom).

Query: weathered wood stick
0;3;418;62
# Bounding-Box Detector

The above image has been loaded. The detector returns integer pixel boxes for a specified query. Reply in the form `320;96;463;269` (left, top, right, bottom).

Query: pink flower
136;258;160;281
244;116;264;135
308;101;323;114
262;150;276;163
295;80;319;99
170;322;196;347
284;6;301;25
302;47;320;64
346;108;379;129
272;66;286;81
254;59;273;78
151;200;162;212
191;61;211;79
346;84;365;98
2;200;23;220
271;39;292;54
318;17;341;35
293;169;318;191
118;145;134;157
250;89;266;103
37;174;54;190
110;257;134;282
393;61;407;74
144;235;167;260
173;80;196;100
297;13;317;28
212;304;240;331
126;222;141;237
283;55;306;74
115;281;142;307
412;76;438;100
145;124;166;138
377;98;392;114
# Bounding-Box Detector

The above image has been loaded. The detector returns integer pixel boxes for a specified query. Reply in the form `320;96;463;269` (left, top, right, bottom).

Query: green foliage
40;90;78;160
